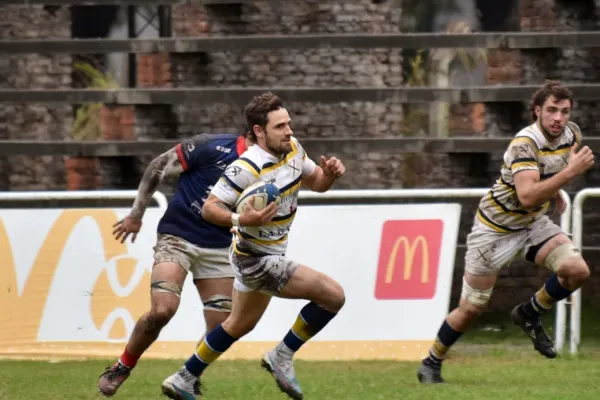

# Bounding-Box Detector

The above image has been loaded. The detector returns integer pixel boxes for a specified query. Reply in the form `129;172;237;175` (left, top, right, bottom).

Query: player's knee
545;243;587;276
558;259;590;287
458;301;486;321
222;315;256;338
460;277;493;318
149;303;178;327
142;305;177;334
320;279;345;313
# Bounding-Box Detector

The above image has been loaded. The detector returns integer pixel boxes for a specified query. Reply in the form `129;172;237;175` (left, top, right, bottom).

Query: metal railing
569;188;600;355
0;190;168;210
4;32;600;53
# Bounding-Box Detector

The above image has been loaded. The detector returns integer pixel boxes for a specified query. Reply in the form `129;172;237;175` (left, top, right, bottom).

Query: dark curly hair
529;80;574;122
243;92;284;141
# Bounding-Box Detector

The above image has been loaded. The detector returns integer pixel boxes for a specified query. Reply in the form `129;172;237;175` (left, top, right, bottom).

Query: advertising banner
0;203;461;360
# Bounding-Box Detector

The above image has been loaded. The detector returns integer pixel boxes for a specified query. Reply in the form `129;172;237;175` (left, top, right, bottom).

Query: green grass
2;307;600;399
2;353;600;400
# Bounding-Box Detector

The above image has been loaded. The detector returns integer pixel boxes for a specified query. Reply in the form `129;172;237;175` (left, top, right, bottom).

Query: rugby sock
184;324;237;377
276;302;337;358
522;273;573;319
423;320;463;368
118;347;139;369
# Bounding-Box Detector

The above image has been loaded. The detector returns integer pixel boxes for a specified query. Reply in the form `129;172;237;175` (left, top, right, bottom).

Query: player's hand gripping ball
235;181;281;213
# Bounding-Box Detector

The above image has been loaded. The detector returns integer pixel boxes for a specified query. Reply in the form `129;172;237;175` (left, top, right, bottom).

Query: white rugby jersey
210;136;317;255
477;121;581;233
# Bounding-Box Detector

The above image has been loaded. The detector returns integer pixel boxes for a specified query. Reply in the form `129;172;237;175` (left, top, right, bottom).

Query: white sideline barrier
299;188;572;353
0;191;464;360
0;190;169;210
570;188;600;355
0;188;575;358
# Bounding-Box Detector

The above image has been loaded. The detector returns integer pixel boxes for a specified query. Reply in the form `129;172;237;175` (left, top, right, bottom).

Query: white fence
569;189;600;355
0;188;588;356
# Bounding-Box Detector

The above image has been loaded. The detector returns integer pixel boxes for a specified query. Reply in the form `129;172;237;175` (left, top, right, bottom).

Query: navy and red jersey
156;133;247;248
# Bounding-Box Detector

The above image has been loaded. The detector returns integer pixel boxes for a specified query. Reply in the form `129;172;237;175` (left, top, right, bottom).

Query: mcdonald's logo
374;219;443;300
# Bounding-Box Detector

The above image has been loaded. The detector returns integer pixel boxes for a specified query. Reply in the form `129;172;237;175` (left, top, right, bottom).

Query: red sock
119;347;140;369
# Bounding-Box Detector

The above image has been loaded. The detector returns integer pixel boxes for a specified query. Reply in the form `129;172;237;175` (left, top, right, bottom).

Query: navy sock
522;274;573;319
184;324;237;376
424;320;463;367
282;302;337;352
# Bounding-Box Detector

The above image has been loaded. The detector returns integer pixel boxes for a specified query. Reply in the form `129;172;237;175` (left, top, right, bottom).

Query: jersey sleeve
507;136;539;175
293;138;317;177
175;134;212;171
210;159;259;207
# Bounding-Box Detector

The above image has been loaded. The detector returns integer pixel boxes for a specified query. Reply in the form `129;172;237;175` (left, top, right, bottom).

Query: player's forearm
130;158;166;220
309;170;336;192
519;169;574;208
202;201;235;227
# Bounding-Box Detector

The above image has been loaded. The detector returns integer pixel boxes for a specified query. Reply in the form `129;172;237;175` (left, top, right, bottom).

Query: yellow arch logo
0;209;150;345
385;235;429;284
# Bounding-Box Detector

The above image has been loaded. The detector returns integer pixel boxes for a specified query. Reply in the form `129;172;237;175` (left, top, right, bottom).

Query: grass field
3;308;600;400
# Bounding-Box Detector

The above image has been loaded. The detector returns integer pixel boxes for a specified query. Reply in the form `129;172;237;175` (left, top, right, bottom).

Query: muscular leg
257;265;345;400
125;262;187;361
194;277;234;341
186;288;270;374
161;288;271;399
418;272;497;384
274;265;345;355
98;262;187;396
513;233;589;357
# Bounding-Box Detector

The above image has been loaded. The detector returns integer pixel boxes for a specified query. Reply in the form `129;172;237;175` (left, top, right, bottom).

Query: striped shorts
464;215;563;275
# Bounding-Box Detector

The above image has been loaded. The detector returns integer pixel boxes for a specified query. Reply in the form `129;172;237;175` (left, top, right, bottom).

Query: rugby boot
417;361;445;384
511;304;557;358
261;350;304;400
161;368;202;400
98;362;131;396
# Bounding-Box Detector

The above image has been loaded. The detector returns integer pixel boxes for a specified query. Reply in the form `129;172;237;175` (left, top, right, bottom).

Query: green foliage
71;61;119;141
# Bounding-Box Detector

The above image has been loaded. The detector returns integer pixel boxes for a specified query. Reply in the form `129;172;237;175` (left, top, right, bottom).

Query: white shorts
464;215;563;276
153;234;234;279
229;244;299;295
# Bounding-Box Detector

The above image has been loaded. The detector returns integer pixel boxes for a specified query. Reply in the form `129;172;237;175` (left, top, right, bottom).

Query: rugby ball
235;181;281;213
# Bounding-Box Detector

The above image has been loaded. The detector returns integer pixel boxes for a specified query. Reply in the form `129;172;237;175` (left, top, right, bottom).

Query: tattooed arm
113;147;185;244
131;147;184;220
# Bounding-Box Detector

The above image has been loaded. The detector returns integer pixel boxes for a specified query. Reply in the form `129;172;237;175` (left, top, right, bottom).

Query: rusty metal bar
0;85;599;104
2;32;600;54
0;137;553;157
1;0;184;5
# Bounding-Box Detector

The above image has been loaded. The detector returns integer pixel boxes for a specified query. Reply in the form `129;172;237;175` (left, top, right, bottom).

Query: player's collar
235;135;247;156
254;144;288;162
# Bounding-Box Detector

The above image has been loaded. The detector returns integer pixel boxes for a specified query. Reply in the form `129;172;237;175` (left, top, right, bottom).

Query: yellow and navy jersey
477;121;582;233
210;136;317;255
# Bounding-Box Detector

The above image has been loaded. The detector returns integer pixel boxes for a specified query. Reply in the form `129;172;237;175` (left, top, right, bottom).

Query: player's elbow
305;176;331;193
310;182;328;193
517;191;537;209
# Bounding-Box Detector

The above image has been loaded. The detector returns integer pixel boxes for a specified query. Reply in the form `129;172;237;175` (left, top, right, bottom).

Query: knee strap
151;280;183;298
461;278;493;308
544;243;582;272
203;294;233;313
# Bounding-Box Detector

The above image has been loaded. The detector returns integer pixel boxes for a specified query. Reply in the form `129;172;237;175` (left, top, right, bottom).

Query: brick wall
4;1;600;312
0;5;72;190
